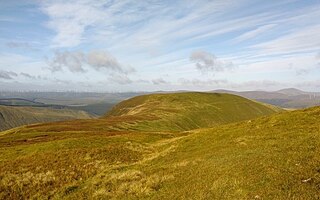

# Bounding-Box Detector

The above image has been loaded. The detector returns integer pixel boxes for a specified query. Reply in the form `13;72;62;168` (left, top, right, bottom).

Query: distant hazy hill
0;98;45;106
0;97;117;116
276;88;308;96
0;105;93;131
0;92;146;116
0;92;318;199
213;88;320;108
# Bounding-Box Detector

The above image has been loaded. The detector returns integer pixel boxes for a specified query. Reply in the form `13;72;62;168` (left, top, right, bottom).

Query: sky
0;0;320;92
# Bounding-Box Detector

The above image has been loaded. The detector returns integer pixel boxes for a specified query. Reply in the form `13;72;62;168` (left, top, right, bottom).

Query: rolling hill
105;92;280;131
142;106;320;199
276;88;309;96
0;92;278;136
2;92;319;199
0;91;144;116
213;88;320;109
0;105;94;131
0;98;45;106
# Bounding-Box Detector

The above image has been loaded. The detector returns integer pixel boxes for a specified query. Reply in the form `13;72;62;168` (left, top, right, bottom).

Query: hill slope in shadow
0;105;93;131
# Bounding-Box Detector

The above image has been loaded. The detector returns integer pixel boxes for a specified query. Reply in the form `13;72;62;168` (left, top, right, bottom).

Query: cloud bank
47;50;134;74
0;70;18;80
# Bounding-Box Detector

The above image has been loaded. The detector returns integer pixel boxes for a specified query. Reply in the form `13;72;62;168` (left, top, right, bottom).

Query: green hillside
2;92;278;136
141;106;320;199
106;92;279;131
0;105;93;131
4;92;316;200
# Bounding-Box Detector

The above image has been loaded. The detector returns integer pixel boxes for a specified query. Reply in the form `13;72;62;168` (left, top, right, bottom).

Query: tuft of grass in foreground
0;131;176;199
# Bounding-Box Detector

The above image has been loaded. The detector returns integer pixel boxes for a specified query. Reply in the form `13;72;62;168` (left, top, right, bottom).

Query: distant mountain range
212;88;320;108
1;88;319;110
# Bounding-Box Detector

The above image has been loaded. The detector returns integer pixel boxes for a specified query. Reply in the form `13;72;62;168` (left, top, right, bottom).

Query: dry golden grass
3;92;318;199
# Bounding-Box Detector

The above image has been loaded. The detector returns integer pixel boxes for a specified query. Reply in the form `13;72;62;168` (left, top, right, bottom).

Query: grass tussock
91;170;174;199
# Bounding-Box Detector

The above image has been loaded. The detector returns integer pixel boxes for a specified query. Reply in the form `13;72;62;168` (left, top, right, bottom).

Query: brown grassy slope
0;105;93;131
0;105;318;199
1;92;280;139
0;92;285;199
62;106;320;200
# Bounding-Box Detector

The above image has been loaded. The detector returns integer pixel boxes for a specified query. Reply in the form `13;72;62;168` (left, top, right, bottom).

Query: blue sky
0;0;319;92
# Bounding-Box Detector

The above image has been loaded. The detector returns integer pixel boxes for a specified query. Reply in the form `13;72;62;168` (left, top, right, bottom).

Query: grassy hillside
106;92;279;131
68;102;116;116
2;92;278;136
142;107;320;199
0;105;93;131
4;92;315;200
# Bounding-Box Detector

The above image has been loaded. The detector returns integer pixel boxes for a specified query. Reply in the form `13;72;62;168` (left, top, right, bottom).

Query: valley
0;105;93;131
2;1;319;199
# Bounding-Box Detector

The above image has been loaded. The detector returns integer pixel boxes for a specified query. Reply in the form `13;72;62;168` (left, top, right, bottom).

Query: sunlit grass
3;92;317;199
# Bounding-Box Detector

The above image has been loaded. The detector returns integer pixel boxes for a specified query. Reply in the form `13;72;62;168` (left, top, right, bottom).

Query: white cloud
251;24;320;56
108;74;132;85
152;78;168;85
230;80;288;90
179;78;227;86
190;50;234;74
0;53;34;66
233;24;276;43
41;0;106;47
40;0;248;49
47;50;134;74
47;51;86;72
176;78;290;91
296;80;320;89
20;72;44;80
2;0;320;91
87;51;134;74
53;78;71;85
20;72;35;79
242;53;318;74
0;70;17;80
295;68;309;76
